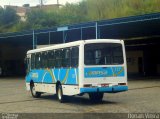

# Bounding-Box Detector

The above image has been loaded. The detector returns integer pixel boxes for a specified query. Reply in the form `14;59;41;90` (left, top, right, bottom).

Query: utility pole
57;0;59;4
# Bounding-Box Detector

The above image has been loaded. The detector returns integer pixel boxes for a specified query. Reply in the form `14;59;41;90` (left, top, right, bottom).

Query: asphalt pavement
0;77;160;113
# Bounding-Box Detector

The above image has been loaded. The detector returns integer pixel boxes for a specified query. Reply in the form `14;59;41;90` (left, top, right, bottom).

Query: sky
0;0;81;7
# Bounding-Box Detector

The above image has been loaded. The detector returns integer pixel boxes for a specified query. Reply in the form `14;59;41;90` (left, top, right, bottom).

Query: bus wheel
89;93;104;102
30;83;41;98
57;85;65;103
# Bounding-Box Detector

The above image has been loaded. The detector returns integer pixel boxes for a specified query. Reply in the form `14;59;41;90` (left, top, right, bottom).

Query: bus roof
27;39;123;54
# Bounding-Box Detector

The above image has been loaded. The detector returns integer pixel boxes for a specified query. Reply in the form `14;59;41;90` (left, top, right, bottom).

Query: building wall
126;50;143;74
157;64;160;74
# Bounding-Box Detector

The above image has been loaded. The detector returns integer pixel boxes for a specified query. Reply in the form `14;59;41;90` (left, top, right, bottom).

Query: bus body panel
78;42;84;88
25;68;80;95
26;82;80;95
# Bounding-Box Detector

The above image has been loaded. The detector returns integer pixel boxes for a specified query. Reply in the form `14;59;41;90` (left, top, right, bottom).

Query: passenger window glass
26;57;31;73
35;53;41;69
48;51;55;68
55;50;62;68
62;48;71;67
84;43;123;65
71;47;79;67
31;54;35;69
41;52;48;68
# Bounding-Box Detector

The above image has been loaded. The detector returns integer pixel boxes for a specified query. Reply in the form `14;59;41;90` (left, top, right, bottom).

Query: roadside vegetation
0;0;160;33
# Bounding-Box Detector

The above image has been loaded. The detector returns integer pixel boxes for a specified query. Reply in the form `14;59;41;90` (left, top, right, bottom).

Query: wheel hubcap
32;86;36;95
58;88;62;100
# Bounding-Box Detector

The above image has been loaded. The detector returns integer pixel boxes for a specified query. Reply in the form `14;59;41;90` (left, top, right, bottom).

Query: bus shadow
65;96;118;106
40;94;118;106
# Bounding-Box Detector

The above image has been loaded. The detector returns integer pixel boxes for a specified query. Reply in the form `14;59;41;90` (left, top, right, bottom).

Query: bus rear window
84;43;124;65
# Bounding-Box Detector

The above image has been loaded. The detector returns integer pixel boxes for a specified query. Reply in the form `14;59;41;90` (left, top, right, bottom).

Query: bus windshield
84;43;124;65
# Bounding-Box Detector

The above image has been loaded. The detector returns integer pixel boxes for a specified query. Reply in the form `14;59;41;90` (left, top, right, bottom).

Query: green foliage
0;0;160;33
86;0;160;20
57;2;89;25
0;7;19;32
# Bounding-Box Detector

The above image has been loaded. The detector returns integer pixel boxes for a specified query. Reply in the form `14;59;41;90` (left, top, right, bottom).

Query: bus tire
57;84;65;103
30;83;41;98
89;92;104;102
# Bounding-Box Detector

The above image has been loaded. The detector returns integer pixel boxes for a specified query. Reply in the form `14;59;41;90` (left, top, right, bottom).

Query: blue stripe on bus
84;67;125;78
80;86;128;93
25;68;79;85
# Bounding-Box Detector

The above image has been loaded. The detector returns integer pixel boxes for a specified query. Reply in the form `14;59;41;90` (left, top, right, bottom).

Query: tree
0;7;19;32
26;9;58;29
2;7;19;25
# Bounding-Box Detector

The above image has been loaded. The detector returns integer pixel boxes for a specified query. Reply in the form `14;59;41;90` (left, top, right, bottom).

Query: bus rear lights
83;84;92;87
101;84;109;87
118;83;126;85
84;84;109;87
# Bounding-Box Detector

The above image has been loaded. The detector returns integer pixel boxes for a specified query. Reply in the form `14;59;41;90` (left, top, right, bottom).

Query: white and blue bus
25;39;128;102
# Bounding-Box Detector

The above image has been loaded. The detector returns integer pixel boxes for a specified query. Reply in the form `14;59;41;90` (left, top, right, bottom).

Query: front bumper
80;85;128;93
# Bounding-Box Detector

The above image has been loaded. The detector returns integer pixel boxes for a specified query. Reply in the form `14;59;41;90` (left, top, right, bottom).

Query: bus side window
41;52;48;68
26;57;31;73
35;53;41;69
62;48;71;68
55;50;62;68
71;47;79;67
31;54;35;69
48;51;55;68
